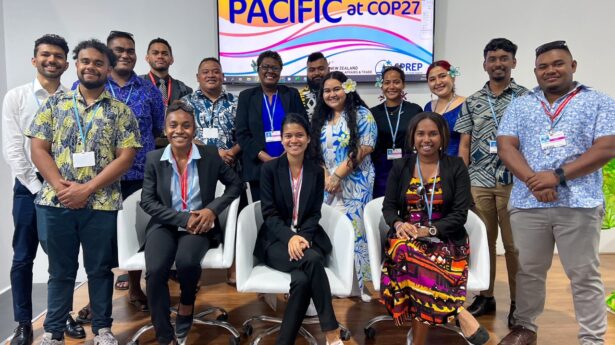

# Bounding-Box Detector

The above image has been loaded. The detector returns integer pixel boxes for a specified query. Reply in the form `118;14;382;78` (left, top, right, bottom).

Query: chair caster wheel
364;327;376;340
229;336;240;345
217;313;228;321
340;328;351;341
243;324;253;336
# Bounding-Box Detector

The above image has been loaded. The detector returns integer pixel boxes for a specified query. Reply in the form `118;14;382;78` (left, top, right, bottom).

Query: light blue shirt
160;143;203;212
497;83;615;209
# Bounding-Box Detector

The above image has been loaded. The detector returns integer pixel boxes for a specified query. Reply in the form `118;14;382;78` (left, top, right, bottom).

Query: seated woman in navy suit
255;113;342;345
140;101;243;345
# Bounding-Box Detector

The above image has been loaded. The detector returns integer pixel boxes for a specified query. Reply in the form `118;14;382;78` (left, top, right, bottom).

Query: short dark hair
166;100;195;117
107;30;135;45
34;34;69;58
257;50;283;68
147;37;172;56
307;52;326;63
72;39;117;67
406;112;450;156
198;57;222;70
483;38;518;59
382;65;405;83
535;40;570;58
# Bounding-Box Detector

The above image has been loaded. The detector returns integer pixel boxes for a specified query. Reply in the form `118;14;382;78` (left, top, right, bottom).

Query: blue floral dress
320;106;377;291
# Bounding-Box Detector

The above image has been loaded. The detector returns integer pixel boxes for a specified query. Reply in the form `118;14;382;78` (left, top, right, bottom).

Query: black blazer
140;145;244;247
382;154;472;245
235;85;307;182
254;154;332;262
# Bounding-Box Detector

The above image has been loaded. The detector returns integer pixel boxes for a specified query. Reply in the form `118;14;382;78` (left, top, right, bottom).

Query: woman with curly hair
311;71;377;301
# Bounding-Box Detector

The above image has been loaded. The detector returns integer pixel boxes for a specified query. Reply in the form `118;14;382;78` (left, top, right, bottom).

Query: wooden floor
23;255;615;345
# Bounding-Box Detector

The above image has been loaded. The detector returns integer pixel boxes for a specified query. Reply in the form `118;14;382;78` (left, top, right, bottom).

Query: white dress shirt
2;78;68;194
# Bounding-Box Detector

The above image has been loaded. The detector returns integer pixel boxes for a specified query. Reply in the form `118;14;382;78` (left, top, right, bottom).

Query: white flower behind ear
342;79;357;94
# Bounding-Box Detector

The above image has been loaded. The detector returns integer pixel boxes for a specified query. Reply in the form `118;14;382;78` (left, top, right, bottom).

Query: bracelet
394;221;403;231
333;172;343;180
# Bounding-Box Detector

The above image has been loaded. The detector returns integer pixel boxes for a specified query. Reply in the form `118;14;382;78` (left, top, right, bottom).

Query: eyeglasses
259;65;281;73
535;40;568;57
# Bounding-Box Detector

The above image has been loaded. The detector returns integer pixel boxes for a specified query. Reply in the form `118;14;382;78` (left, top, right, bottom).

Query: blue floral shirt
181;90;237;150
73;73;165;181
498;83;615;209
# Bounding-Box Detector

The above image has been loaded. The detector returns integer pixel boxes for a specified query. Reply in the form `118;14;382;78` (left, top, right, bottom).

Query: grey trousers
509;206;606;345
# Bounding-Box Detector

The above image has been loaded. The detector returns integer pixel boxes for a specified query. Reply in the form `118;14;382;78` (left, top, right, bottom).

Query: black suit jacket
382;154;472;245
235;85;307;182
254;154;332;262
140;145;244;247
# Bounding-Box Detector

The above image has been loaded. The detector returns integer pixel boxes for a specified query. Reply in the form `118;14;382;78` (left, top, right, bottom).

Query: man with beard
299;52;329;120
2;34;86;345
140;37;192;147
26;39;141;345
455;38;528;328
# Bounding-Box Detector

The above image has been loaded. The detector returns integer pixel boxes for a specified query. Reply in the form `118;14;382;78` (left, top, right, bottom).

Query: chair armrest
117;190;146;270
221;197;240;268
236;202;261;291
320;204;355;296
364;197;386;291
466;210;490;291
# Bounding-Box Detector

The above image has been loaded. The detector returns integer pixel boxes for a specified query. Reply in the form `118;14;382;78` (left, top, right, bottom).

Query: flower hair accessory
251;60;258;73
448;66;461;78
342;79;357;94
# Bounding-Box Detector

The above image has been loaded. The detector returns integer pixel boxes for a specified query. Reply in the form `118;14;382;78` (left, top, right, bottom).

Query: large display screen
217;0;435;84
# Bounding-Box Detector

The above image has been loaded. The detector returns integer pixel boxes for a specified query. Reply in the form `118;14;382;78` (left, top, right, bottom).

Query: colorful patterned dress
381;176;469;325
320;106;377;291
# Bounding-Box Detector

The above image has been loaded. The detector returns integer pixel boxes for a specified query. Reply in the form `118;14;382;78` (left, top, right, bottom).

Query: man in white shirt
1;34;84;345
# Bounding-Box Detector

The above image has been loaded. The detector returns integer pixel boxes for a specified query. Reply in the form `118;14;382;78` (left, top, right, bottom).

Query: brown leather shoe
498;326;537;345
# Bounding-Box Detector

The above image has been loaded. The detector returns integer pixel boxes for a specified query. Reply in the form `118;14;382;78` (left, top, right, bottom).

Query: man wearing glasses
236;50;307;201
497;41;615;345
300;52;329;121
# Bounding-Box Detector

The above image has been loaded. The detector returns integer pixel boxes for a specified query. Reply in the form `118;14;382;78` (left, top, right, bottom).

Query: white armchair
117;183;241;345
362;197;490;344
235;201;354;344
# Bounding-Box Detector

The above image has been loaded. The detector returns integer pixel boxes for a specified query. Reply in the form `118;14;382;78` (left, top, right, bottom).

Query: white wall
1;0;614;290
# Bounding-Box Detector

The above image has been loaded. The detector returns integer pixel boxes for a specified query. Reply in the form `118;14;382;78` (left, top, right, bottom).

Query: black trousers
144;227;211;344
265;242;338;345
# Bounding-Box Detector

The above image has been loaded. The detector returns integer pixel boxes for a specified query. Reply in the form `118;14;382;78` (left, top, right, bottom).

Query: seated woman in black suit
381;112;489;345
255;113;342;345
140;101;243;345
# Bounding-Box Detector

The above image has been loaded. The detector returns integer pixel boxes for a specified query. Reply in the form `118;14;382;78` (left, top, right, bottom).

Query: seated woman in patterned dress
380;112;489;345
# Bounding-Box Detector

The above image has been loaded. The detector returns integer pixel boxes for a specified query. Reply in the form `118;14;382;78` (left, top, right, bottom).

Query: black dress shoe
65;314;86;339
10;323;33;345
508;301;516;329
175;312;194;339
467;295;496;317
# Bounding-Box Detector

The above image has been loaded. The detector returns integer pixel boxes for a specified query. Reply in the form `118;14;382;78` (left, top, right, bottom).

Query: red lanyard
149;72;173;106
290;166;303;226
172;147;192;210
540;87;581;123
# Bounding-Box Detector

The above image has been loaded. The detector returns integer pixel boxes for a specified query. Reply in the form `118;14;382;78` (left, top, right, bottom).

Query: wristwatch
428;225;438;236
554;167;567;187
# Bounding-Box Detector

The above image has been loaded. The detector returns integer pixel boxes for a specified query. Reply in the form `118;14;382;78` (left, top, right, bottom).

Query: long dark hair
281;113;317;161
406;112;450;157
311;71;367;168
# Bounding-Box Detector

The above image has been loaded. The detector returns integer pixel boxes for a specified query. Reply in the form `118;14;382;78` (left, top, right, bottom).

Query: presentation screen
217;0;435;84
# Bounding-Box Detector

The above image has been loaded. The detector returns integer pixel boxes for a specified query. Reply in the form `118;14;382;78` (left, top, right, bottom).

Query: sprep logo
375;59;423;74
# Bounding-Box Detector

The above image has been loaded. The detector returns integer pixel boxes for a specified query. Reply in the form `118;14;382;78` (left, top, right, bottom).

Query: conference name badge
202;127;219;139
387;148;402;160
540;131;567;150
265;130;281;143
73;151;95;168
489;140;498;154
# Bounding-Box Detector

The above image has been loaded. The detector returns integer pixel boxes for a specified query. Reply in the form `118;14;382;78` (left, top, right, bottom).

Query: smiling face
197;59;224;95
306;58;329;90
322;78;347;112
484;49;516;82
282;122;310;159
258;57;282;88
146;42;174;73
414;118;442;159
534;49;577;96
108;37;136;75
166;109;195;151
76;48;111;90
32;43;68;80
427;66;455;99
382;69;404;103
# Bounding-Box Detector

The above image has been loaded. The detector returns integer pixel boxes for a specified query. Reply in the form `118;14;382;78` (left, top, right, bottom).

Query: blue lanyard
71;93;101;149
384;103;403;148
108;81;134;105
263;92;278;132
416;159;439;225
486;91;514;128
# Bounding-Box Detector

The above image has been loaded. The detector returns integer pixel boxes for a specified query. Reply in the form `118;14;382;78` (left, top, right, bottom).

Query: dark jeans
265;242;338;345
11;179;40;323
36;205;118;337
145;226;211;344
